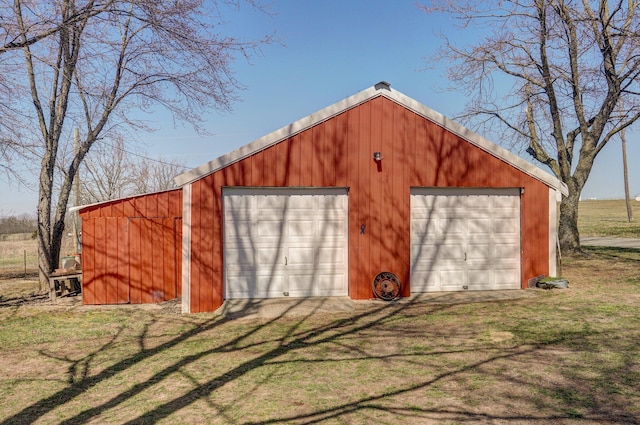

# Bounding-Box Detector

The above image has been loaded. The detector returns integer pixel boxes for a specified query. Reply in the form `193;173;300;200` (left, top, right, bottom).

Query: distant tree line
0;214;37;235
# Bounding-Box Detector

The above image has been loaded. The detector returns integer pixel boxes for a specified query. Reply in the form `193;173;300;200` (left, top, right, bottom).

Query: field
0;200;639;424
0;232;76;279
578;199;640;237
0;236;38;279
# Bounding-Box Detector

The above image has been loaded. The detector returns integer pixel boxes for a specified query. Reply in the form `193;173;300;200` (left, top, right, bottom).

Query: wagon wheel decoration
372;272;401;301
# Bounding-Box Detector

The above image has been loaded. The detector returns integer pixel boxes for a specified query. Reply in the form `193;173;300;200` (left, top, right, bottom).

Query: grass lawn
578;199;640;237
1;246;639;424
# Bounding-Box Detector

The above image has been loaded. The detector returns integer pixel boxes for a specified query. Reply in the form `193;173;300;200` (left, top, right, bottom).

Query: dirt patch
488;330;514;342
0;277;184;314
0;291;50;308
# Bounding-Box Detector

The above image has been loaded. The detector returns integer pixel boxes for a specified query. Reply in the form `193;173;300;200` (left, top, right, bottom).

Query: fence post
24;249;27;279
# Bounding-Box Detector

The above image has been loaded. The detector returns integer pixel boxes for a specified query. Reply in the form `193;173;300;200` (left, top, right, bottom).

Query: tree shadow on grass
582;246;640;261
2;296;639;425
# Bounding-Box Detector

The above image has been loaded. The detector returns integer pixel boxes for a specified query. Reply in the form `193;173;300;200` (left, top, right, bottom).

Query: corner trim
181;184;192;314
548;187;559;277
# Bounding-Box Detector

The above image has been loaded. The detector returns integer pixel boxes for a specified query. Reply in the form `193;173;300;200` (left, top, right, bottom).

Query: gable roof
174;82;568;195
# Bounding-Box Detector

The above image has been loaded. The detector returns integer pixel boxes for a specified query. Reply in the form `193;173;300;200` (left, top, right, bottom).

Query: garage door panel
224;188;348;299
256;195;286;210
318;219;346;237
288;220;315;238
494;268;520;286
411;232;466;246
287;247;315;266
287;273;315;296
411;243;464;267
467;270;494;289
226;273;286;298
317;273;347;295
288;195;317;210
225;194;253;210
467;243;492;261
317;194;346;209
410;271;439;292
411;219;438;237
492;195;518;208
440;270;466;291
493;217;519;234
441;217;466;236
318;246;346;265
224;247;254;268
256;247;285;268
256;219;286;238
411;188;521;293
225;220;252;238
468;218;492;235
287;273;347;297
494;243;520;261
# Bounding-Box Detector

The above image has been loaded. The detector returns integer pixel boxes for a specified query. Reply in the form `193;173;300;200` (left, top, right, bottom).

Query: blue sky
2;0;638;215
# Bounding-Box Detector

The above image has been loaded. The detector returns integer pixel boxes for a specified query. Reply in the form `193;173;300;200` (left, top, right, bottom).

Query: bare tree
421;0;640;255
79;137;136;204
1;0;272;285
80;136;187;203
130;156;187;195
1;1;109;184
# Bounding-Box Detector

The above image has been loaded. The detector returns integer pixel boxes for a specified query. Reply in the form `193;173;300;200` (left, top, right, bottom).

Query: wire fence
0;235;39;279
0;233;79;279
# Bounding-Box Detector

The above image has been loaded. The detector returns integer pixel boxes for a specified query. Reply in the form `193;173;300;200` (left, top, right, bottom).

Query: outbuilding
79;189;183;305
80;82;568;313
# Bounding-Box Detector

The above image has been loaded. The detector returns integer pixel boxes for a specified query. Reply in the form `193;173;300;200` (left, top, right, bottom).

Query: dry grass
0;238;38;278
0;246;639;424
578;199;640;238
0;234;76;279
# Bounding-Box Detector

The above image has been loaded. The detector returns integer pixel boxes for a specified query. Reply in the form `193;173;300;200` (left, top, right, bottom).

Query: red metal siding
129;216;142;304
79;190;183;304
82;218;96;304
187;96;551;313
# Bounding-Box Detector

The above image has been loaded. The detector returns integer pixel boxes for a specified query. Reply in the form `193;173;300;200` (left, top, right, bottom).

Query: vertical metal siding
116;218;129;304
128;216;142;303
82;218;96;304
187;96;551;313
79;189;183;305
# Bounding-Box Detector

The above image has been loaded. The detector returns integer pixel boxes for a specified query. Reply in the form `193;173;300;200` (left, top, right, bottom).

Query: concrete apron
216;290;538;320
581;237;640;249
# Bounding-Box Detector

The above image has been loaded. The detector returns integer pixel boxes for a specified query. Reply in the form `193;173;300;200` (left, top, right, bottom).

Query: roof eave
69;187;180;213
173;85;387;187
383;89;569;196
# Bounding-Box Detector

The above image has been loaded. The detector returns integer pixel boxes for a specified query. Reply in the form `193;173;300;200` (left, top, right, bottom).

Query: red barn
79;82;567;313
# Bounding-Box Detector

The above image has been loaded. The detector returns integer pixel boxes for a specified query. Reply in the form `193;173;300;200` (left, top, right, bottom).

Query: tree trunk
37;142;62;289
558;186;581;256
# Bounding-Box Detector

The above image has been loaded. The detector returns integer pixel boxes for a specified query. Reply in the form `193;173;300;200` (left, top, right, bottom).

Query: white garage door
224;188;348;299
410;188;521;292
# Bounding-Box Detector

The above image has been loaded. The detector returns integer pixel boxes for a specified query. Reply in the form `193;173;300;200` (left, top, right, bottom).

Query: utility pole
73;128;82;253
621;125;633;223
